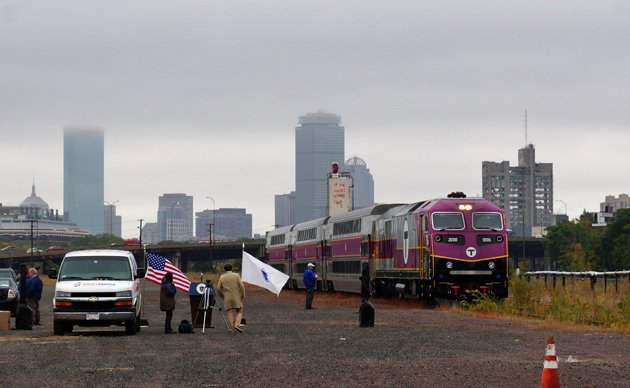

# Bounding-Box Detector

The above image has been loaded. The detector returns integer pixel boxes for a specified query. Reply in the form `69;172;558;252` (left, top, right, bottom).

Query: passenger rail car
266;197;509;301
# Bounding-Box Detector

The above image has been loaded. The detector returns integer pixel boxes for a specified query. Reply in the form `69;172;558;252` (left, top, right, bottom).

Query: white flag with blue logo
241;251;289;296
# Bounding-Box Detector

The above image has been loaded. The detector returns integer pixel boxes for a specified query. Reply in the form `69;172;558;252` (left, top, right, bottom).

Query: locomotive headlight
488;261;495;269
434;235;442;242
446;261;453;269
496;235;504;243
458;204;473;211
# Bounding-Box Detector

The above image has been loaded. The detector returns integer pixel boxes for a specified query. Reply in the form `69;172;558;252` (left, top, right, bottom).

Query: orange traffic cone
541;336;560;388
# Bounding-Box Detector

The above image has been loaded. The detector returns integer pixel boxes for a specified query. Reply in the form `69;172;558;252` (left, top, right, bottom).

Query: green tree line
544;208;630;271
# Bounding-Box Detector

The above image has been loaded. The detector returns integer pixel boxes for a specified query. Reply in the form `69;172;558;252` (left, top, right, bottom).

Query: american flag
145;252;191;294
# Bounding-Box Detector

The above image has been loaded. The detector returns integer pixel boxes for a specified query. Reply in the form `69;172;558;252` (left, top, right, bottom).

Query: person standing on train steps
303;263;317;310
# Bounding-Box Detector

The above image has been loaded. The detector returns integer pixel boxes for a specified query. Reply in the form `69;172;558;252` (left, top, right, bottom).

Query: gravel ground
1;282;629;387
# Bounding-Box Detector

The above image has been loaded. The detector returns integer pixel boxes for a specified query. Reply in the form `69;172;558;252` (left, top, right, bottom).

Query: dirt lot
1;282;629;387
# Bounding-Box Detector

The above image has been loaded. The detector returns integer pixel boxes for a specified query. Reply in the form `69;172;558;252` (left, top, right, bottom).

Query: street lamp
104;200;119;236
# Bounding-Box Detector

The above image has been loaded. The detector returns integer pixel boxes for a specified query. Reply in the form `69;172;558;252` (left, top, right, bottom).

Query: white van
50;250;146;336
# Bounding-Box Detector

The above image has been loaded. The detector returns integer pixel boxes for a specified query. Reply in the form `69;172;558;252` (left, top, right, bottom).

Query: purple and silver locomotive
266;195;509;301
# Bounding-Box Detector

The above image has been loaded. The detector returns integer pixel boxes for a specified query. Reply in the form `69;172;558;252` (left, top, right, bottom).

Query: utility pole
206;196;216;270
138;218;144;245
138;218;144;268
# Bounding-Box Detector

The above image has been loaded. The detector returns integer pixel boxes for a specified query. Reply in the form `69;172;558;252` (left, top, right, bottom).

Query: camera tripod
193;282;229;333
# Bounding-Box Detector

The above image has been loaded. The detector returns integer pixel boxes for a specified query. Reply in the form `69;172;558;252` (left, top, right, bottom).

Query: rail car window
297;227;317;241
271;264;285;273
431;212;465;230
333;219;361;236
332;260;361;274
472;212;503;230
270;235;285;245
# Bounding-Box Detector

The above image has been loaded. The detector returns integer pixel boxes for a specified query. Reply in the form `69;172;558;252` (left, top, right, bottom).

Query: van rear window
59;257;132;281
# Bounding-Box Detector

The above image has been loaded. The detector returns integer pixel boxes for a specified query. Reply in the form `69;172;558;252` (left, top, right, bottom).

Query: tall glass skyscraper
295;112;345;223
63;127;104;234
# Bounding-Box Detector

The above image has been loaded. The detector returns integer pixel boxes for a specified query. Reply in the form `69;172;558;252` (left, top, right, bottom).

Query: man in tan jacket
217;263;245;333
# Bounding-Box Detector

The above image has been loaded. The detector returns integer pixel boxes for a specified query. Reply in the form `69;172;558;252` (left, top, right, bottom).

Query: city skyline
2;1;629;237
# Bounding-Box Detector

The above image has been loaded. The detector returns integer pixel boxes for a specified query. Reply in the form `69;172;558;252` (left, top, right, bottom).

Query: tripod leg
202;290;210;334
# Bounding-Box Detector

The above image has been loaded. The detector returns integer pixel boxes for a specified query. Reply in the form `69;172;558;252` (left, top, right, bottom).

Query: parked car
0;278;20;316
26;248;43;253
0;268;18;282
1;246;17;252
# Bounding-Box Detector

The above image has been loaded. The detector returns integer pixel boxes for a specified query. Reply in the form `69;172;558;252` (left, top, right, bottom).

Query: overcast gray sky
1;1;629;237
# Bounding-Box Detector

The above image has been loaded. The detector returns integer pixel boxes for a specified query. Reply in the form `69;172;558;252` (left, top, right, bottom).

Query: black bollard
359;299;374;327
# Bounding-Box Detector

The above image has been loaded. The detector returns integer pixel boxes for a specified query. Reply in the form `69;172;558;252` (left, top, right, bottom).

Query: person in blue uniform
303;263;317;310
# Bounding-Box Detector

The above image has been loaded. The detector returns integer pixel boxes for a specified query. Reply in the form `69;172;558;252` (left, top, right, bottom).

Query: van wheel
135;316;141;333
53;320;66;336
125;319;137;335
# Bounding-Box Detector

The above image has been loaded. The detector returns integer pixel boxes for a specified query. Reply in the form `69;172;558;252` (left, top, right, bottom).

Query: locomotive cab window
472;212;503;230
431;212;465;230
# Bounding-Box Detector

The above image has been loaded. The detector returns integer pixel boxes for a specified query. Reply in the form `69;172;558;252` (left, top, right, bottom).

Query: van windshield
59;257;132;281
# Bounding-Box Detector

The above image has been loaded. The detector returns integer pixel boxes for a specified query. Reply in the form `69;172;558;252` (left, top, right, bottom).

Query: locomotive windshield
472;212;503;230
431;212;465;230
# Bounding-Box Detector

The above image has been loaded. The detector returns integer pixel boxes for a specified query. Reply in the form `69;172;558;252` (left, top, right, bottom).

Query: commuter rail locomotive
266;195;509;301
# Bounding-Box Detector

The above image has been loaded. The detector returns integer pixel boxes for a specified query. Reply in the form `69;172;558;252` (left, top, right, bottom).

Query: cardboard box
0;310;10;331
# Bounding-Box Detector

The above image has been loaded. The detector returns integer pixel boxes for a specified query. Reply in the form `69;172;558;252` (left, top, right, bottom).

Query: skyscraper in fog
157;193;193;242
295;112;345;223
343;156;374;209
63;127;104;234
482;144;553;237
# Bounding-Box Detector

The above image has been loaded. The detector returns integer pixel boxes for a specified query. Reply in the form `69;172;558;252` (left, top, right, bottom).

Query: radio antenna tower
524;109;528;146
